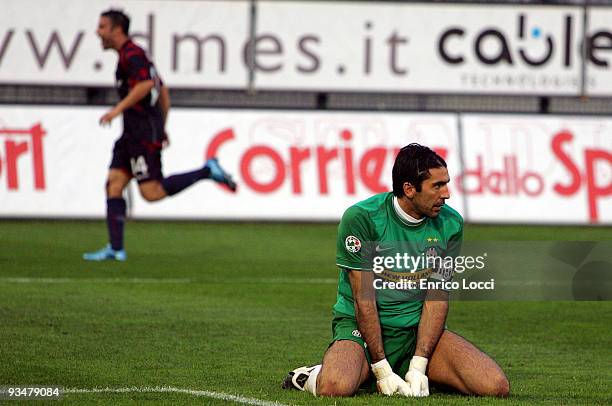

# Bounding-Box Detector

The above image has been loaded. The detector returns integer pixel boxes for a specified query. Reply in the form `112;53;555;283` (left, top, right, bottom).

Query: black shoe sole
281;372;296;390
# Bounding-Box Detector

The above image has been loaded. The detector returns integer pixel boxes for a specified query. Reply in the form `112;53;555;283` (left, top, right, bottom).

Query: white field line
64;386;289;406
0;276;574;286
0;277;337;284
257;278;337;284
0;277;193;284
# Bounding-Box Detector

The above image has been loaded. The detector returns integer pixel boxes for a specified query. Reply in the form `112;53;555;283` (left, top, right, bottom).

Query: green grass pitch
1;220;611;405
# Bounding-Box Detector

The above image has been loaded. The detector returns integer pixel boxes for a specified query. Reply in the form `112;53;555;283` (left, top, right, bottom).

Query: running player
84;9;236;261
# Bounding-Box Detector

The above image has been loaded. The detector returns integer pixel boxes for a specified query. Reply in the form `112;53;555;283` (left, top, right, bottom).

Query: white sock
304;364;322;396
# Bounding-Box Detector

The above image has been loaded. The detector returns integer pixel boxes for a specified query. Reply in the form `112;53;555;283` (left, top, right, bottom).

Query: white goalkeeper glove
371;358;413;396
405;355;430;397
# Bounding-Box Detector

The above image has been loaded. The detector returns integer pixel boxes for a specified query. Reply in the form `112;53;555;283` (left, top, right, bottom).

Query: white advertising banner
0;106;610;224
585;7;612;96
256;2;583;95
0;107;117;217
460;115;612;224
0;0;250;88
2;1;611;95
0;106;462;220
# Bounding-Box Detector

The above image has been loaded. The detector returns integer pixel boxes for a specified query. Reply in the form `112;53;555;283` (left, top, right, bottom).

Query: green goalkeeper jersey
334;192;463;328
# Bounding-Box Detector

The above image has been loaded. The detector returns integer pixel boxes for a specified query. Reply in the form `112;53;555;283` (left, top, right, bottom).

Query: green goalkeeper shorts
331;312;418;384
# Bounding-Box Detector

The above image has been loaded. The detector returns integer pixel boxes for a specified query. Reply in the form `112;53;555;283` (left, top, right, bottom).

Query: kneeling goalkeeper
282;144;509;398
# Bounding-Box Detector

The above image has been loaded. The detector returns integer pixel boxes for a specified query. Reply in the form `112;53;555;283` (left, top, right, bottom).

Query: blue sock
107;198;126;251
161;167;211;196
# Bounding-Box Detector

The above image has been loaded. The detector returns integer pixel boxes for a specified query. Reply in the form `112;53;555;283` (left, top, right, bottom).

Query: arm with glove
348;270;412;397
406;289;449;397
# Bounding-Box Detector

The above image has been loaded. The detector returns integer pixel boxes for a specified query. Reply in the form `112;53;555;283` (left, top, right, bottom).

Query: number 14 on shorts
130;155;149;180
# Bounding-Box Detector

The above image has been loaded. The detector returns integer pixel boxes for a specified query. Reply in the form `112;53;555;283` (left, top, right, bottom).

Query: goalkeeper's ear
402;182;417;199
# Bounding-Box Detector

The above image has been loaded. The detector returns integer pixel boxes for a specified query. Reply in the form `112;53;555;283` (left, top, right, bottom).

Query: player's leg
283;339;369;397
106;168;131;251
316;340;370;397
129;143;166;201
282;340;369;397
134;138;237;200
83;168;130;261
84;135;132;261
135;145;237;199
106;168;131;198
138;180;167;201
283;313;371;397
427;330;509;397
160;157;237;195
105;136;133;255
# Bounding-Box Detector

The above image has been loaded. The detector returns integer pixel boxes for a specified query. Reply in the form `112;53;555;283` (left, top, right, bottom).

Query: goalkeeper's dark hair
392;143;447;196
101;9;130;35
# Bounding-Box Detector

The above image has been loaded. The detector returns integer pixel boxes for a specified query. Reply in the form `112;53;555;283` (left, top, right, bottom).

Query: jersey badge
345;235;362;253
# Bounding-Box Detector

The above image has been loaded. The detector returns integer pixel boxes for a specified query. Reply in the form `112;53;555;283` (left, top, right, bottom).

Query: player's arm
415;289;448;359
159;85;170;125
405;288;449;397
348;269;412;396
408;216;462;395
100;80;154;126
348;269;384;361
337;207;411;396
158;84;171;146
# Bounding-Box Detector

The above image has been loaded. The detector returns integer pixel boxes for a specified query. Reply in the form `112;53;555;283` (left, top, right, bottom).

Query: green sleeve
335;206;376;271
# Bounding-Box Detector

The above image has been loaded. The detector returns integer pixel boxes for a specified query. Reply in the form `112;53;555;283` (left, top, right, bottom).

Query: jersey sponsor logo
345;235;361;253
379;268;433;283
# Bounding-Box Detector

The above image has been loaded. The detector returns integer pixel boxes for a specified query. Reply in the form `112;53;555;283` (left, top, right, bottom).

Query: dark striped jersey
115;40;164;142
